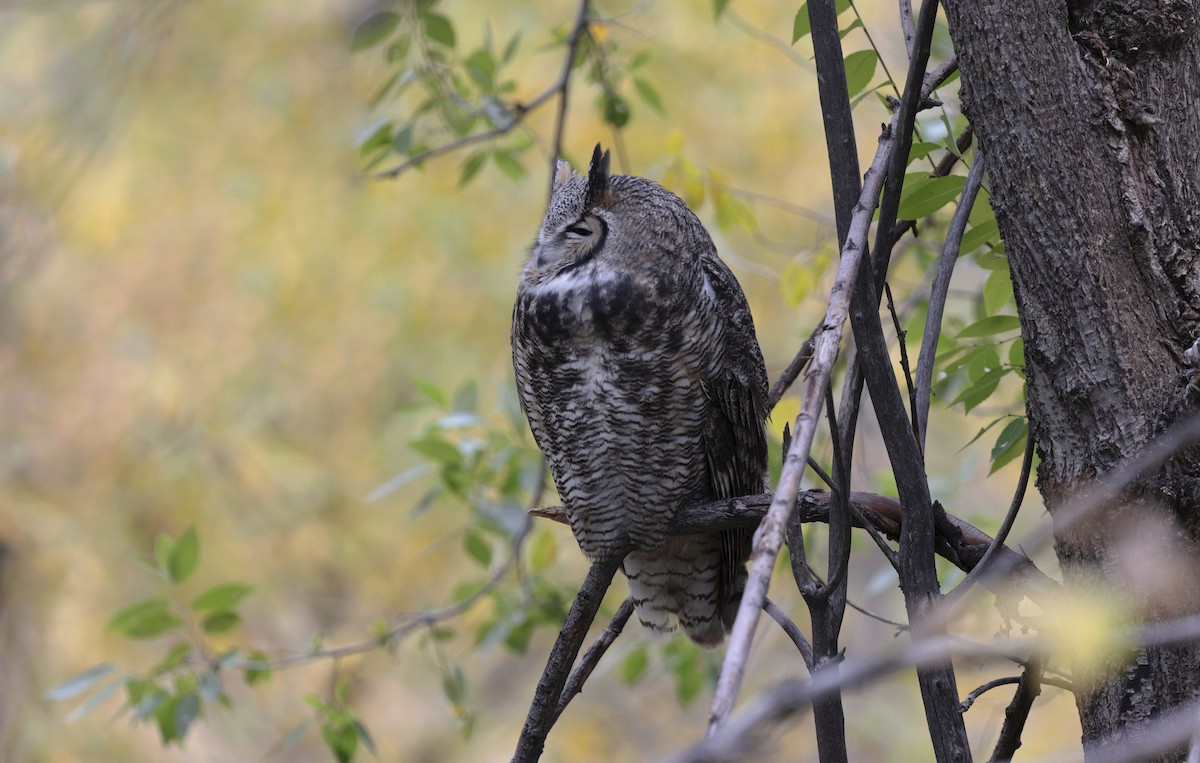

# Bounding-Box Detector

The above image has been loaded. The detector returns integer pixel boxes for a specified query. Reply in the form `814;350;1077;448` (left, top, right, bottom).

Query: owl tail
624;534;726;648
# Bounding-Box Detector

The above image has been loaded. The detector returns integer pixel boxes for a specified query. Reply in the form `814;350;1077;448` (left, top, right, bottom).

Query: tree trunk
941;0;1200;757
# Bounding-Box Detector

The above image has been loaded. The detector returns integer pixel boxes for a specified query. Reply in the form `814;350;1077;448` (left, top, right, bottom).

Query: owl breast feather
521;266;654;345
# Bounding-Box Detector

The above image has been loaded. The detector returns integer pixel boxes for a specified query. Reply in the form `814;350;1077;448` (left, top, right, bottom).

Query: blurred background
0;1;1079;761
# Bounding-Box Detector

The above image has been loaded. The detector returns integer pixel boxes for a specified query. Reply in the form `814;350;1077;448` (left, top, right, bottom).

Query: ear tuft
584;143;611;207
552;159;573;190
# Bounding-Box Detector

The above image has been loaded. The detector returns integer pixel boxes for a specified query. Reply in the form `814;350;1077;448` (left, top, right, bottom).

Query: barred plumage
511;146;768;647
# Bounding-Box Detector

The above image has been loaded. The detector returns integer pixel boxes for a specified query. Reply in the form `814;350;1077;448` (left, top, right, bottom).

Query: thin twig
219;517;534;672
913;151;988;448
960;673;1074;713
768;327;819;410
944;427;1034;602
368;0;591;184
884;281;920;444
546;0;593;201
816;382;853;602
552;597;635;723
763;597;816;671
725;8;815;72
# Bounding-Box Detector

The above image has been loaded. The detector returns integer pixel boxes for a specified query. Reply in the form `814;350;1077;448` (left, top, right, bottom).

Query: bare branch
884;281;919;442
763;597;816;671
945;427;1034;602
988;657;1043;763
914;151;988;448
707;119;894;733
552;597;634;723
546;0;593;201
768;327;818;410
899;0;916;59
512;554;625;763
530;489;1060;603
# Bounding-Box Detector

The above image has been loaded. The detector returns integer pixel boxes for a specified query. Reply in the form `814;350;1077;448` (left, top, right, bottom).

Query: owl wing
698;254;770;621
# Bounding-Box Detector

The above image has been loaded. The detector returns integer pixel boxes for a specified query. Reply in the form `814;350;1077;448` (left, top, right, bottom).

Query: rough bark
941;0;1200;757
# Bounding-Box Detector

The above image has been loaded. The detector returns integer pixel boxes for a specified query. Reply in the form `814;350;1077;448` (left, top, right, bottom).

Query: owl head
524;144;713;285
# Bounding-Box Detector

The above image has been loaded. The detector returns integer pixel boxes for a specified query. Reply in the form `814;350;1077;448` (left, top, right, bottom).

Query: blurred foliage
0;1;1074;762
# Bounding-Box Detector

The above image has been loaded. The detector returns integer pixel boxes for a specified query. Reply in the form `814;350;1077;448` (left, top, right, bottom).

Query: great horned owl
511;145;768;647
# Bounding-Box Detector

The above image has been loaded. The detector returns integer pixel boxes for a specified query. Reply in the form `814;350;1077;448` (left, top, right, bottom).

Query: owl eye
564;220;593;238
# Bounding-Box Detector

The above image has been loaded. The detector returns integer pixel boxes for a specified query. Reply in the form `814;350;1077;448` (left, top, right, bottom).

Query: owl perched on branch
511;145;768;647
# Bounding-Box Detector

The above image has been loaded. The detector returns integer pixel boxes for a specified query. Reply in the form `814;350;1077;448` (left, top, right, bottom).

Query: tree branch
707;119;894;733
368;0;591;183
988;657;1043;763
512;554;625;763
552;596;634;724
914;150;988;448
530;490;1060;602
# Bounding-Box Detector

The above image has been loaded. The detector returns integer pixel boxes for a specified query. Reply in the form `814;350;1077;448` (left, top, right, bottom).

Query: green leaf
411;377;447;407
410;436;462;466
465;49;496;92
198;670;222;702
908;141;941;165
503;620;533;653
633;77;666;115
950;368;1006;412
502;32;522;63
154;642;193;674
622;647;648;684
442;665;467;706
172;691;201;741
245;650;273;685
352;12;401;52
46;663;117;701
322;718;358;763
154;534;174;574
492;150;525;180
960;416;1007;450
964;345;1001;383
282;719;310;749
167;526;199;584
983;267;1015;315
713;0;731;18
108;600;182;639
66;677;126;721
959;218;1000;254
839;17;863;38
990;418;1028;474
527;530;557;572
956;315;1021;339
354;720;379;758
459;151;487;187
391;125;413;155
792;0;852;42
192;583;253;612
897;174;967;219
843;50;878;98
464;532;492;567
1009;338;1025;371
386;36;411;63
421;11;456;47
601;91;631;128
201;611;241;634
